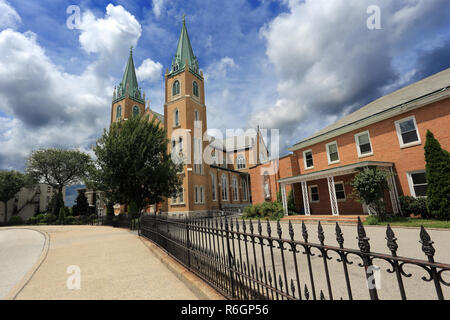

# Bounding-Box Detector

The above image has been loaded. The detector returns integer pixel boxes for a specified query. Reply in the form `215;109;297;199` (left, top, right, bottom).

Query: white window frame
334;181;346;202
173;109;180;127
237;154;246;169
308;185;320;203
407;170;428;198
354;131;373;158
303;149;314;170
211;173;217;201
395;115;421;149
221;174;229;201
172;187;184;205
326;141;340;165
232;177;239;201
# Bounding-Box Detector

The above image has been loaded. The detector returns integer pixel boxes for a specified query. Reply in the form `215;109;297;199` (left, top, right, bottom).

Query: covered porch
278;161;400;217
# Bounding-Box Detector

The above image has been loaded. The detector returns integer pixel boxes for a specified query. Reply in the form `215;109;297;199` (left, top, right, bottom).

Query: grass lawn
364;217;450;229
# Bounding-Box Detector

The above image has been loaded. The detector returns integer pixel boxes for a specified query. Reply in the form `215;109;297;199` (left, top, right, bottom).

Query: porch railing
139;214;450;300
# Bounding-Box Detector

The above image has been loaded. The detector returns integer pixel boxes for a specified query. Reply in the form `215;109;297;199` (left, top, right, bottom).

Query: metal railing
139;214;450;300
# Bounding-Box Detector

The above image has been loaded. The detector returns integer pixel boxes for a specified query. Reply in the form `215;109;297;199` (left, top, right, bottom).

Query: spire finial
182;14;186;24
130;46;133;54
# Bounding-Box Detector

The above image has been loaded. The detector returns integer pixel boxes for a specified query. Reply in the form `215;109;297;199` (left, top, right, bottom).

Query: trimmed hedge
243;202;284;220
399;196;429;218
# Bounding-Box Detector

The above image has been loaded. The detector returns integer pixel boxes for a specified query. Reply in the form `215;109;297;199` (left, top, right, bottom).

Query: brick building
109;17;268;217
250;68;450;216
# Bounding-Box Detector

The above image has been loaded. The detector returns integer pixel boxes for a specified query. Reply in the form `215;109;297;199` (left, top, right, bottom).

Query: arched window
172;80;180;96
232;177;239;201
221;174;228;201
133;105;140;117
193;81;199;97
237;154;246;169
211;172;217;201
241;178;248;201
174;109;179;126
116;105;122;119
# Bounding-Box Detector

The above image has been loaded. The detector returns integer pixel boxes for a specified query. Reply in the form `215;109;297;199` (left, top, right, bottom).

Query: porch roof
278;161;393;185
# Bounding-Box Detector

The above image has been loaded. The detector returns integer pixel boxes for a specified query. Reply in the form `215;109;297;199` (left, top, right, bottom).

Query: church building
110;17;268;217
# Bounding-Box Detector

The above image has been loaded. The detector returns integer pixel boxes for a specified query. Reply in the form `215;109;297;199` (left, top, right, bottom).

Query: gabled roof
169;16;200;77
291;68;450;151
208;133;258;152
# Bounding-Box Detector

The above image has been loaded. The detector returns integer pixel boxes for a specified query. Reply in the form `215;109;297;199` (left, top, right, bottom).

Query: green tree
26;148;92;209
287;190;296;213
0;171;34;224
73;191;89;217
351;167;392;221
59;207;66;224
48;191;65;216
424;130;450;220
89;115;182;213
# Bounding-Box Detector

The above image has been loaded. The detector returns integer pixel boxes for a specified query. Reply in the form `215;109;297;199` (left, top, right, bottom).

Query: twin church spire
113;15;199;102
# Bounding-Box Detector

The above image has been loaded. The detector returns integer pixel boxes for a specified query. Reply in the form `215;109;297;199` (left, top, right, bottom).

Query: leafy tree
73;191;89;217
59;207;66;224
89;115;182;212
128;200;139;219
351;167;392;221
26;148;92;208
424;130;450;220
106;201;115;218
287;190;296;212
48;191;65;216
0;171;34;224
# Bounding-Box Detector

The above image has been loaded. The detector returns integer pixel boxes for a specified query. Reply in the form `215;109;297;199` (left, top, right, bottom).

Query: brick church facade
110;17;268;217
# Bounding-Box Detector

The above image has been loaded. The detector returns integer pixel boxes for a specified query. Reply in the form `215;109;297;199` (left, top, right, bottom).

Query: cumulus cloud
250;0;450;148
0;4;159;169
0;0;21;29
152;0;166;18
205;57;236;80
136;58;163;82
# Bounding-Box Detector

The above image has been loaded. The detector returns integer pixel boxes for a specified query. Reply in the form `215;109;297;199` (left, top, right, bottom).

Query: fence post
225;217;236;298
186;217;191;268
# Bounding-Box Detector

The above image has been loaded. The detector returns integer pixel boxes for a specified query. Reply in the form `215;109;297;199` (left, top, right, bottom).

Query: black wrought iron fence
96;216;138;230
139;214;450;300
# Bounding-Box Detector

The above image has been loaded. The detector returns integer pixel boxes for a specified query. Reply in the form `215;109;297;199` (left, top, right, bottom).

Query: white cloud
152;0;166;18
79;4;141;57
250;0;450;147
0;0;21;29
205;57;236;80
0;4;162;169
136;58;163;82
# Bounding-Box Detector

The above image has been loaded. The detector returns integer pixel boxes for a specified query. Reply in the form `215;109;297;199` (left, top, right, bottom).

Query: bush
399;196;429;218
9;215;23;225
27;216;38;225
46;214;57;224
58;207;66;224
366;216;379;225
89;214;98;222
243;202;284;220
65;216;76;225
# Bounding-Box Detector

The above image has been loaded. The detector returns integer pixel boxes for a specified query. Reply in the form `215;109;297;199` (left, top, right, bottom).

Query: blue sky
0;0;449;205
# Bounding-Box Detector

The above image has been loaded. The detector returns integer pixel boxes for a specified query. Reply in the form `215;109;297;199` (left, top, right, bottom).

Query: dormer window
173;64;179;72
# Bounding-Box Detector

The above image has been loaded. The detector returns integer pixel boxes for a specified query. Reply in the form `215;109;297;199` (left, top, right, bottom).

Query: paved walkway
0;229;46;299
3;226;199;300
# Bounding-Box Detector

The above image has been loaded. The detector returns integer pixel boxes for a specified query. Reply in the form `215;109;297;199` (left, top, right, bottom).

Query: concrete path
0;229;46;299
6;226;199;300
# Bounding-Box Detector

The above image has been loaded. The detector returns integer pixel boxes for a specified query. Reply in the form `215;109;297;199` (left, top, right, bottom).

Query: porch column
281;183;288;216
387;168;400;215
301;181;311;216
327;176;340;216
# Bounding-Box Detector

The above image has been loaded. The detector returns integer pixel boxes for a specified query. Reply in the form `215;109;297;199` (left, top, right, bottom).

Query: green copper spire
115;46;144;102
170;15;200;76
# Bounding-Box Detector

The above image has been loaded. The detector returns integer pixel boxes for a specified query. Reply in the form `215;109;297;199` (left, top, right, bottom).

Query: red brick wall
294;99;450;197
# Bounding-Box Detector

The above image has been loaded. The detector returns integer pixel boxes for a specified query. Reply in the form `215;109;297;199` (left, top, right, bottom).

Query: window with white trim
241;178;248;201
303;150;314;169
326;141;340;164
221;174;229;201
355;131;373;157
334;182;346;201
211;172;217;201
309;185;320;203
395;116;421;148
232;177;239;201
407;170;428;197
172;187;184;205
194;186;205;204
237;154;246;169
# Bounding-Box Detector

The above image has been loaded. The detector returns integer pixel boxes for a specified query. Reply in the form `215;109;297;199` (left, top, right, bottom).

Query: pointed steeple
115;46;144;102
170;15;200;76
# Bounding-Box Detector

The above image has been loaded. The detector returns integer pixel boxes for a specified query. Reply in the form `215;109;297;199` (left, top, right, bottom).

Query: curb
3;227;50;300
137;235;225;300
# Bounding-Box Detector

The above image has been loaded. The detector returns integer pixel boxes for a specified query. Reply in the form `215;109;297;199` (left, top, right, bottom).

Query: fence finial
302;221;308;242
357;216;370;253
420;226;435;257
288;220;295;240
318;221;325;244
386;224;398;253
335;222;344;247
